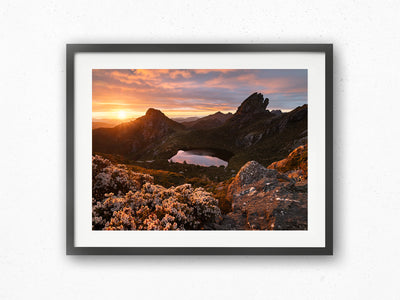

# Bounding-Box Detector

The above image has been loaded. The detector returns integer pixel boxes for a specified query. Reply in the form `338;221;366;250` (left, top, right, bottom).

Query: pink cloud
92;69;307;118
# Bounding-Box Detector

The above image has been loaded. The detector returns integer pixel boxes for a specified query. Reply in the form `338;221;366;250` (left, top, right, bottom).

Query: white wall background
1;0;399;299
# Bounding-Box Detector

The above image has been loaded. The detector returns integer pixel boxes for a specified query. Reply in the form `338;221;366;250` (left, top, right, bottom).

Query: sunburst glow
117;110;127;120
92;69;308;120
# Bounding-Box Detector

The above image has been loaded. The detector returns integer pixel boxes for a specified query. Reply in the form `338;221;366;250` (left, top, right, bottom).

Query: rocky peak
141;108;185;133
145;108;166;119
208;111;232;120
271;110;282;116
235;92;269;115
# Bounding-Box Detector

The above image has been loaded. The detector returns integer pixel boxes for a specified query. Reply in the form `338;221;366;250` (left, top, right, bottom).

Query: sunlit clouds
92;69;307;119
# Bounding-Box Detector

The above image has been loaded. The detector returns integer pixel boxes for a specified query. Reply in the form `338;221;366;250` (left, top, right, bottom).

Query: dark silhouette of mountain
92;119;124;129
92;122;112;129
172;116;200;123
149;92;307;168
92;108;185;159
223;92;272;129
181;111;233;129
270;110;282;116
235;92;269;115
92;92;307;169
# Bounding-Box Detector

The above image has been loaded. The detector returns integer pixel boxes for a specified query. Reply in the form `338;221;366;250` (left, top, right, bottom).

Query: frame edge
66;43;334;255
66;45;75;255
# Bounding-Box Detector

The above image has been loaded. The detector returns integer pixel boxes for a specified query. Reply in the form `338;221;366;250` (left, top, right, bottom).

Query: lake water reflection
169;150;228;167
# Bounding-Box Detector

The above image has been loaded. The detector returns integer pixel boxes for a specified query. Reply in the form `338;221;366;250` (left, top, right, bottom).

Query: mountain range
92;119;125;129
92;92;307;169
180;111;233;129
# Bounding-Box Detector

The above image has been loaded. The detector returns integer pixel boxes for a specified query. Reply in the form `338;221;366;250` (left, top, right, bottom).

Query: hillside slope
92;108;185;159
181;111;233;129
92;92;308;170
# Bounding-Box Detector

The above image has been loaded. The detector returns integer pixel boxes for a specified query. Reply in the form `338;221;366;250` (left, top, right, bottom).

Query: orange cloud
92;69;307;119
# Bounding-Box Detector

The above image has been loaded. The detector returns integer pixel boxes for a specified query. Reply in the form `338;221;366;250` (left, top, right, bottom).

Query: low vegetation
267;144;308;178
95;152;236;214
92;155;222;230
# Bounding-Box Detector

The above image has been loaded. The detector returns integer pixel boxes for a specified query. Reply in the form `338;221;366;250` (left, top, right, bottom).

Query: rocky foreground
92;144;308;231
210;148;307;230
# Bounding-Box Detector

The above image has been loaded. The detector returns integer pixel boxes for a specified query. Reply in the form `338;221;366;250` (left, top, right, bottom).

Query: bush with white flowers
92;155;221;230
92;155;153;203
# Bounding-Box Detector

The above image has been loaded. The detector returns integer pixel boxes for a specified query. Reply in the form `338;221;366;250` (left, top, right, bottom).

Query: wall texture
1;0;399;299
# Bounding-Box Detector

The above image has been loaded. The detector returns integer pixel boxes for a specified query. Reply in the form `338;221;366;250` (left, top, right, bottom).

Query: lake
169;149;229;167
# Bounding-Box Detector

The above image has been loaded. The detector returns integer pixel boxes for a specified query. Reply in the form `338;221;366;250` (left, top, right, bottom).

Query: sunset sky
92;69;307;120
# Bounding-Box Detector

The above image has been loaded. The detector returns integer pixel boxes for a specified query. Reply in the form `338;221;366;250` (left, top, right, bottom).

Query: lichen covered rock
224;160;307;230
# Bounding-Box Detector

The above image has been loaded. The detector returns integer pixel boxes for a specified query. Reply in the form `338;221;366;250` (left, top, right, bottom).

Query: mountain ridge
181;111;233;129
92;107;185;158
92;92;307;168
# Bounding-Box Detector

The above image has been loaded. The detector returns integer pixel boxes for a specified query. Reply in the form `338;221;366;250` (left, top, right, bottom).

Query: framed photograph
67;44;333;255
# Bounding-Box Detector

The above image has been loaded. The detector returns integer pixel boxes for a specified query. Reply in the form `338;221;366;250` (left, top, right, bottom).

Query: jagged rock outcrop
236;92;269;115
270;110;282;116
220;160;307;230
226;93;271;128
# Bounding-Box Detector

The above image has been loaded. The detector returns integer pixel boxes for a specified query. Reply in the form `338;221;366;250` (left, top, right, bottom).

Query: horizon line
92;106;303;121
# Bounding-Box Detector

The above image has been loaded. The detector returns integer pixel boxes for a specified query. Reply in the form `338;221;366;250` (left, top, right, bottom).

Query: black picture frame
67;44;333;255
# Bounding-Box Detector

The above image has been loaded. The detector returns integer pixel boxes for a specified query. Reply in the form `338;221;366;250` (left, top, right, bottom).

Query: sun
117;110;127;120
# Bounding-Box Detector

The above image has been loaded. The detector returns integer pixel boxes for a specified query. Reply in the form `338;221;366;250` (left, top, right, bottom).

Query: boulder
233;160;277;186
224;159;308;230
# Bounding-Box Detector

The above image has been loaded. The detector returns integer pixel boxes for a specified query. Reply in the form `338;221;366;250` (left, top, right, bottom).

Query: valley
92;92;308;229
